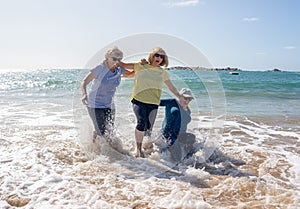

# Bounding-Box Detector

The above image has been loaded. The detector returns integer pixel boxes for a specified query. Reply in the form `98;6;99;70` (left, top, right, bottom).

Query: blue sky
1;0;299;71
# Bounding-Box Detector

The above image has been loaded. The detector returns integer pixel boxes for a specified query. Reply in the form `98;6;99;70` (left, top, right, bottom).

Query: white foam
1;96;300;208
288;154;300;188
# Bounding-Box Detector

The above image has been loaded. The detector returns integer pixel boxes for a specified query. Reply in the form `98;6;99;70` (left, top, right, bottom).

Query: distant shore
167;66;284;72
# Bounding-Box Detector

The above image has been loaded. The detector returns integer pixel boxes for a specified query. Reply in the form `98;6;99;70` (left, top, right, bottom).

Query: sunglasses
154;53;165;59
111;57;121;62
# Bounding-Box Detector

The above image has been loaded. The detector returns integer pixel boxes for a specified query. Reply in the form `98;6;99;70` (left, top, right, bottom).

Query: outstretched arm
164;80;180;98
117;61;134;70
123;69;135;78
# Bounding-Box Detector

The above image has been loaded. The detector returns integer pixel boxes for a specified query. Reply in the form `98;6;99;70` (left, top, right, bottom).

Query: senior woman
117;47;180;157
81;46;133;143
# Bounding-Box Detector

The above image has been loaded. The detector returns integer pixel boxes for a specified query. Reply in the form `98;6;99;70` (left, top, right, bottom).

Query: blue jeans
162;106;181;145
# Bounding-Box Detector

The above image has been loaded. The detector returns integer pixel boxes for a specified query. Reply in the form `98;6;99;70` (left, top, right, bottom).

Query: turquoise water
216;70;300;116
1;69;299;117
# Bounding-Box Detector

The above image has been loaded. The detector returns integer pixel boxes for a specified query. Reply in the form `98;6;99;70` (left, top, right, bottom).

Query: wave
0;69;82;93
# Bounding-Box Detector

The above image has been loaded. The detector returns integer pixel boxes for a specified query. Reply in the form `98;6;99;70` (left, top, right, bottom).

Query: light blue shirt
88;64;125;108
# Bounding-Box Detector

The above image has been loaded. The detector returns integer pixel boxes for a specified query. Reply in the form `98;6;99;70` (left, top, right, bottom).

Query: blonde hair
105;46;123;60
148;47;169;67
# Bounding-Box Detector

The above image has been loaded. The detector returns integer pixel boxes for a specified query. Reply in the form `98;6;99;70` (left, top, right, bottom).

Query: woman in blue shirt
81;46;133;141
159;88;196;161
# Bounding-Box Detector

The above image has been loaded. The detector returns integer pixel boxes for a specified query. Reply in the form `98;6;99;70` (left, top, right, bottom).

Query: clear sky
1;0;299;71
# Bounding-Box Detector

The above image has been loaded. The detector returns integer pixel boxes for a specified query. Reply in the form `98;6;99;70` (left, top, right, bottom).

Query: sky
1;0;299;71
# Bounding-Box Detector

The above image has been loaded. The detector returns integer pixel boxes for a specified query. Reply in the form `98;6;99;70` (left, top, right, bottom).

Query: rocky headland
167;66;240;71
167;67;284;72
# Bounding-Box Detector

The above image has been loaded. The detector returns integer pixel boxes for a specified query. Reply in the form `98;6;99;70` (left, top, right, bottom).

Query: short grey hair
105;46;123;60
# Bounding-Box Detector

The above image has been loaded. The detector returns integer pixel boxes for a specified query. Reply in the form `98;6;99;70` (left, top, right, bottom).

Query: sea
0;68;299;209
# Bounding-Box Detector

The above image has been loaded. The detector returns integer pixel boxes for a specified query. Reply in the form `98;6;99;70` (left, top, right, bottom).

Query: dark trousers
131;98;158;136
88;107;115;136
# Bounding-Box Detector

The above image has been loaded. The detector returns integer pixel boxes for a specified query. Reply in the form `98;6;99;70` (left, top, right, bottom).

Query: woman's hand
140;58;148;65
82;94;88;105
81;71;96;106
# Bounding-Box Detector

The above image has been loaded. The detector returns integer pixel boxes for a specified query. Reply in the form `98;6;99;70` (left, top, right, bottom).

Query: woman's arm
164;80;180;98
159;98;177;106
81;72;96;105
123;70;135;78
117;61;134;70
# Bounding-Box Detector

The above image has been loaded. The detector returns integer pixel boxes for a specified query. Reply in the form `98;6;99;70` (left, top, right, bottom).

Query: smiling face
107;56;122;69
104;46;123;69
179;95;193;108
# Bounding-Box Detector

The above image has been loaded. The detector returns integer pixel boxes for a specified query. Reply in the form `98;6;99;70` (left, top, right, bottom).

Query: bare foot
135;150;145;158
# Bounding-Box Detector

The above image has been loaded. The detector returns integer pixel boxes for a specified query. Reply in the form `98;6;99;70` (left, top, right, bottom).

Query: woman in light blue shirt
81;46;133;141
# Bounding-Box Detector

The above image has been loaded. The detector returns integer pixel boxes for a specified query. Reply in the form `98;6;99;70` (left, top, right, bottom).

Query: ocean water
0;69;299;208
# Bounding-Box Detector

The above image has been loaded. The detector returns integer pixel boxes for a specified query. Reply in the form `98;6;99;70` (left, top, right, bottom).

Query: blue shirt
160;98;191;140
88;64;125;108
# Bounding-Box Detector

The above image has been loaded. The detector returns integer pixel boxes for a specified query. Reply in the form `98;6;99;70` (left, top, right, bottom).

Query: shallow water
1;101;299;208
0;69;299;208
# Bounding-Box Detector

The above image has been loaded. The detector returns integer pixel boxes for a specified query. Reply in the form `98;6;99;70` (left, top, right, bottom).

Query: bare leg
92;131;97;143
135;128;145;157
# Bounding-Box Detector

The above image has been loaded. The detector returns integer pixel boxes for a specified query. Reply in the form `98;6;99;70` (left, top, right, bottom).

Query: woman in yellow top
118;47;180;157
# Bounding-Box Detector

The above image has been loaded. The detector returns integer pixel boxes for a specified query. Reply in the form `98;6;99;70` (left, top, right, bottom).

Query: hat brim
182;94;194;99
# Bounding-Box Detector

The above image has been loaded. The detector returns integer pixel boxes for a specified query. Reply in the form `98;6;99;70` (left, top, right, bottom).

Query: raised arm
164;79;180;98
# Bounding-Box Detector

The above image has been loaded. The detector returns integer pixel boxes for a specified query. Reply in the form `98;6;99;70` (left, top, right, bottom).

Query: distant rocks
167;66;241;71
167;66;285;72
267;68;282;72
